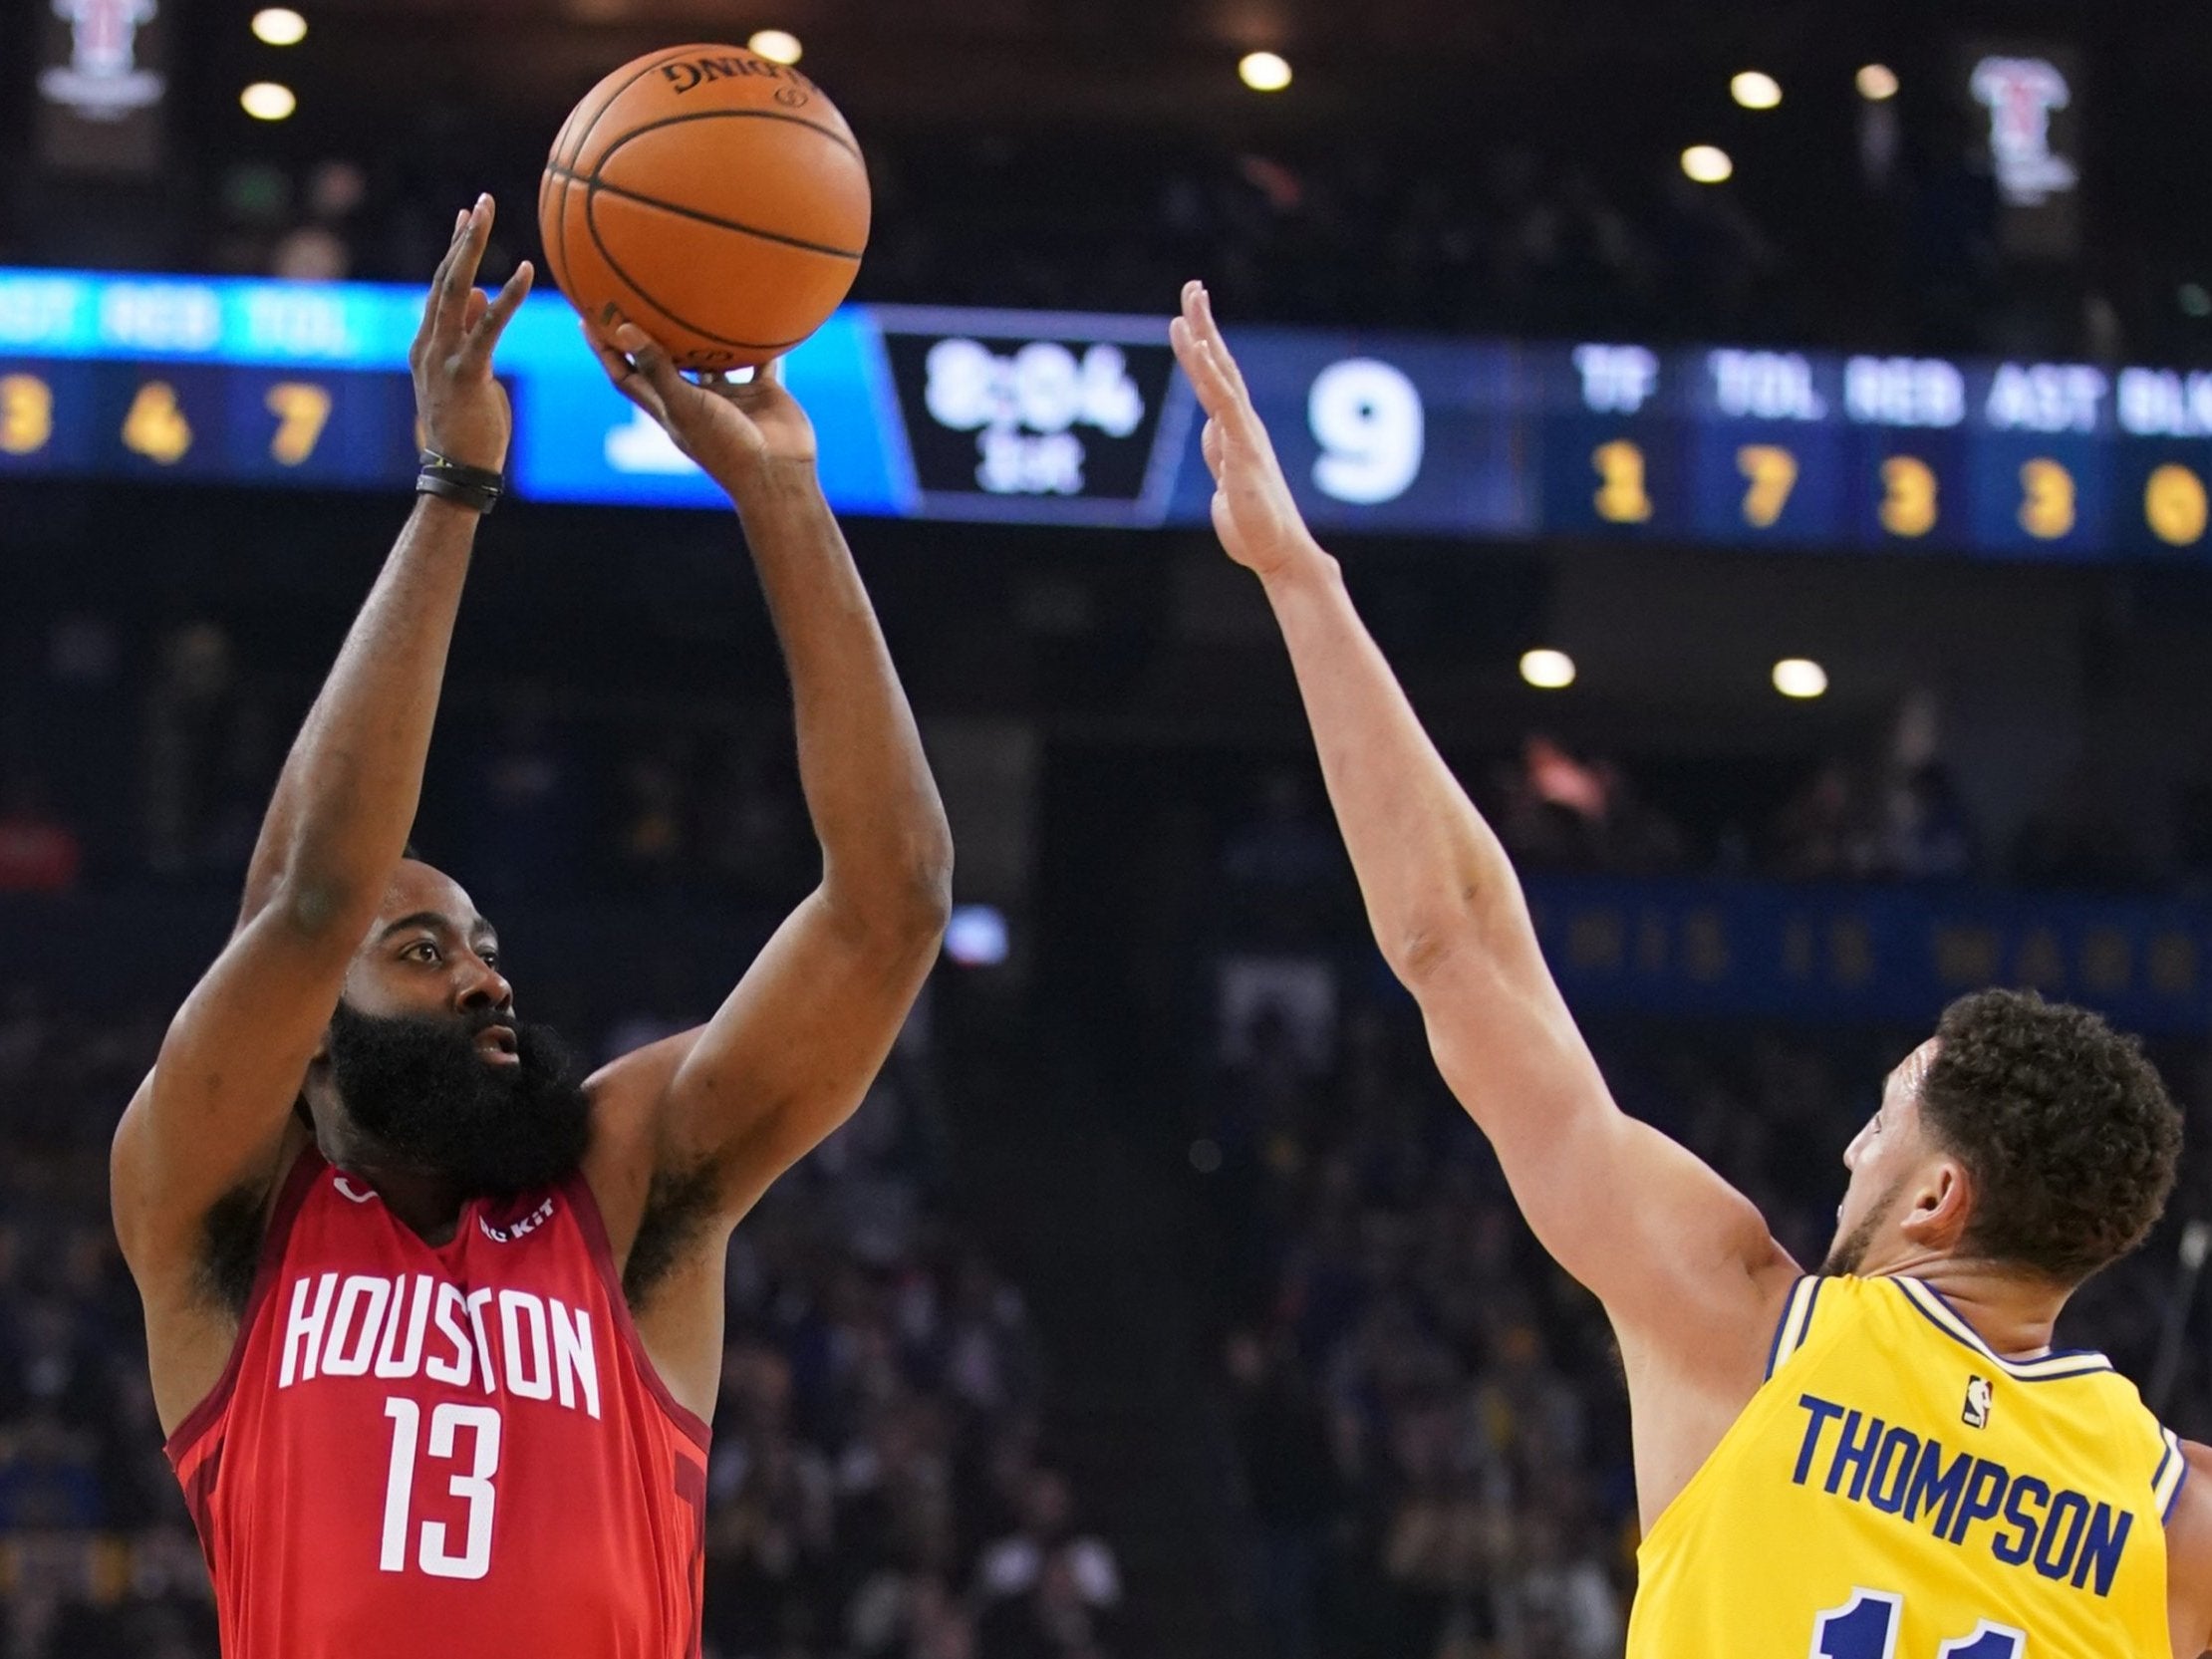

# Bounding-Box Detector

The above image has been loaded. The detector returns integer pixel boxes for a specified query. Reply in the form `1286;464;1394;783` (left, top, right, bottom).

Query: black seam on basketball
581;187;812;353
549;165;865;259
537;169;571;296
557;165;578;307
563;46;702;170
547;45;698;291
595;106;863;164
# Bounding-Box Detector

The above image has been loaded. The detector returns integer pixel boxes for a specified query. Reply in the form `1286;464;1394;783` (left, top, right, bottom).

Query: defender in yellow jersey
1634;1274;2181;1655
1167;279;2212;1657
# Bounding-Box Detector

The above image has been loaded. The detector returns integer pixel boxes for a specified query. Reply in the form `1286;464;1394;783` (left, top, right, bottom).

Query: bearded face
323;1000;592;1199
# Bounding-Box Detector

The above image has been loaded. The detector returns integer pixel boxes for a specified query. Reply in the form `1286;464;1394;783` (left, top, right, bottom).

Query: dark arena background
9;2;2212;1656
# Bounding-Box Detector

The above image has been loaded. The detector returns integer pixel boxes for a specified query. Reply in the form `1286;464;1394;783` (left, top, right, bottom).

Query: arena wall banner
1523;876;2212;1033
8;268;2212;563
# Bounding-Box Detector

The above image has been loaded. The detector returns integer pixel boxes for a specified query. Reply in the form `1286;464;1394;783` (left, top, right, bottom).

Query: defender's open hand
1169;280;1321;580
409;193;533;472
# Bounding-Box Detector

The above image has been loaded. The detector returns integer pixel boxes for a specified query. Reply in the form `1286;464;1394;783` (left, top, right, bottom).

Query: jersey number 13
381;1397;503;1579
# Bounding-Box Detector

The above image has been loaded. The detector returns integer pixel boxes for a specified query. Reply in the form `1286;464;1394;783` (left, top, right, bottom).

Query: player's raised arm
578;325;951;1239
111;198;531;1354
1170;282;1796;1348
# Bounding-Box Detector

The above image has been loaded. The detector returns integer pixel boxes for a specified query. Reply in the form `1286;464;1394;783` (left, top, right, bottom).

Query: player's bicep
653;889;936;1220
1419;957;1794;1331
112;901;358;1275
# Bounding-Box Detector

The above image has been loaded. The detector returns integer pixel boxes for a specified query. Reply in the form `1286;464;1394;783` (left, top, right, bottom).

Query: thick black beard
1821;1174;1910;1277
325;1001;593;1201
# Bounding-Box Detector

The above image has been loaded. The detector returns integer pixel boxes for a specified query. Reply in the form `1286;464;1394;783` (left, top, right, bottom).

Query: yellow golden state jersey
1629;1274;2187;1659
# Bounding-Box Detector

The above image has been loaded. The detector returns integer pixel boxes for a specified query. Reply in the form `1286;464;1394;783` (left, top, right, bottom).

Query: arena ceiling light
1239;52;1293;92
747;29;803;65
1773;658;1829;699
251;8;307;46
1856;64;1900;102
240;82;298;121
1680;144;1734;184
1731;71;1782;111
1520;649;1576;690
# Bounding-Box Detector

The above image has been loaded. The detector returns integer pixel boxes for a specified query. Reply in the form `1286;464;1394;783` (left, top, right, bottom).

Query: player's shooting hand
585;322;818;493
1169;280;1322;581
410;193;534;473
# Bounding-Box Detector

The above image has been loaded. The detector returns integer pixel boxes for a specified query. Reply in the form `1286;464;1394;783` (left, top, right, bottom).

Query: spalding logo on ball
538;44;871;371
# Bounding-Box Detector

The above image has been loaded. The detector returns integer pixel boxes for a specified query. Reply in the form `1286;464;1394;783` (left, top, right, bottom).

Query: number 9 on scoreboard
1308;359;1424;505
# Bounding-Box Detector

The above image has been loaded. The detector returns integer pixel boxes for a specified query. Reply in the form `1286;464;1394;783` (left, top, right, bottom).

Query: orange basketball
538;44;870;371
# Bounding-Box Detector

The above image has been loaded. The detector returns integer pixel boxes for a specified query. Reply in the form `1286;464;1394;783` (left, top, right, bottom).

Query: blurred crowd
1203;988;2212;1659
13;611;2212;906
1212;731;2212;915
0;612;823;904
0;970;1120;1659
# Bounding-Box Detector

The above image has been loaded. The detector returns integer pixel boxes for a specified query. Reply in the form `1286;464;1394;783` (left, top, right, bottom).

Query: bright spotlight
1239;52;1292;92
251;8;307;45
1681;144;1734;184
1731;71;1782;110
944;905;1009;968
1856;63;1899;101
240;82;297;121
1773;658;1829;699
1520;649;1577;691
747;29;803;65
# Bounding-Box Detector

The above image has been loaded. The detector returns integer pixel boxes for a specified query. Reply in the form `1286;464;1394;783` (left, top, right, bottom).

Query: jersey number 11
1816;1589;2026;1658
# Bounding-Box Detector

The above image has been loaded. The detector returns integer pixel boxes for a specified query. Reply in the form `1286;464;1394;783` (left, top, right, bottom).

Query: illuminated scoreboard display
1534;344;2212;557
5;265;2212;561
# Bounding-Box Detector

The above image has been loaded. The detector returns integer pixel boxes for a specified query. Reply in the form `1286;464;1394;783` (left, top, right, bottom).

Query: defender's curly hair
1920;988;2182;1285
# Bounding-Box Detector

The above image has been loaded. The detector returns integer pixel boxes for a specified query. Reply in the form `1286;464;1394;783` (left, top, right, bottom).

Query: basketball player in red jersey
109;195;952;1658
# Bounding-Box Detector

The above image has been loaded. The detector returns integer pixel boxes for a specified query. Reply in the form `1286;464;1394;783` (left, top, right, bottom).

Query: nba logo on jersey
1963;1373;1994;1429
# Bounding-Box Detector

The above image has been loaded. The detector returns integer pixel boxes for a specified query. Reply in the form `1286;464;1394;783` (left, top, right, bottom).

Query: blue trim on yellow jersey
1892;1277;2115;1381
1763;1277;1799;1380
2156;1428;2189;1521
1764;1275;1823;1380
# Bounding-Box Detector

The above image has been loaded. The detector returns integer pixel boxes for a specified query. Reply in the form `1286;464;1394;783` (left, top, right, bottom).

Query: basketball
537;43;870;371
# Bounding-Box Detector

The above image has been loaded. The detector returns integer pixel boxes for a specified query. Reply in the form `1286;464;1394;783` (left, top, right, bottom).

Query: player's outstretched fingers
462;261;534;367
1189;340;1244;426
613;324;689;406
582;318;668;421
1171;319;1236;418
1189;285;1252;404
410;208;475;363
431;195;494;346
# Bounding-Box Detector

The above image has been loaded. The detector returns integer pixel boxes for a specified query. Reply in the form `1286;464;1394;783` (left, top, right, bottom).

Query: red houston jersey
164;1145;711;1659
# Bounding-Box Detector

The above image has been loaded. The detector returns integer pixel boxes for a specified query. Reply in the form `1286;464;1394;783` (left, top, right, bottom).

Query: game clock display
5;266;2212;564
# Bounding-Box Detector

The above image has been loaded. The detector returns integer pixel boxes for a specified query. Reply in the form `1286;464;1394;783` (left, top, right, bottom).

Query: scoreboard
5;266;2212;561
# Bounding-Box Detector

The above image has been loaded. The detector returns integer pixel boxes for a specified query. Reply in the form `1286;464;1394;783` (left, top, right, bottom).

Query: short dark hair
1920;988;2182;1285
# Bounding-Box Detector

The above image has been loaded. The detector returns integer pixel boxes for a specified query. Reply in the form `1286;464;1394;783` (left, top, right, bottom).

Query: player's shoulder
577;1025;708;1265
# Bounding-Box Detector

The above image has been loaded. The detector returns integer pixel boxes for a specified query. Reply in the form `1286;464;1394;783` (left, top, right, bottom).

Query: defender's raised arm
1170;281;1795;1389
112;197;531;1428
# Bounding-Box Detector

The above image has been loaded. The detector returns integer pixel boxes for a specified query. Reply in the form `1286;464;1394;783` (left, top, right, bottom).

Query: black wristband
415;449;505;514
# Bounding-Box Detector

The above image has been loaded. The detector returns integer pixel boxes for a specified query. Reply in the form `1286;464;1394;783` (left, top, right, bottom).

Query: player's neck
1867;1252;2072;1359
337;1160;468;1246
